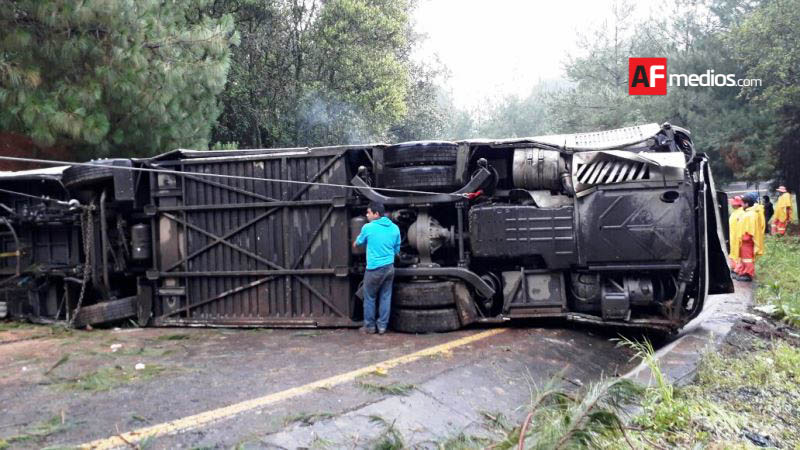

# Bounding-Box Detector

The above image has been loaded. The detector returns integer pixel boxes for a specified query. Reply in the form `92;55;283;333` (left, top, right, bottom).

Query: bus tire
382;165;458;192
390;307;461;333
393;281;457;309
384;142;458;168
62;163;115;190
72;296;137;328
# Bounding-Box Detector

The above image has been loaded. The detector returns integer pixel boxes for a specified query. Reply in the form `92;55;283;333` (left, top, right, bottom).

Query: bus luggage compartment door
149;152;356;327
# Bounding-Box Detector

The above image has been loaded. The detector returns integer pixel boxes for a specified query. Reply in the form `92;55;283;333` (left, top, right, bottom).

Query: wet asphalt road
1;317;645;449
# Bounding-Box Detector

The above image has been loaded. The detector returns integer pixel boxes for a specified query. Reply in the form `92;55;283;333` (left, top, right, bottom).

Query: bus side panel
150;152;356;327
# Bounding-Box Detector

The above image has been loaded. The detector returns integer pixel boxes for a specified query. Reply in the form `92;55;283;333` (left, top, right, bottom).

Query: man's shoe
360;326;377;334
736;274;753;282
378;328;387;335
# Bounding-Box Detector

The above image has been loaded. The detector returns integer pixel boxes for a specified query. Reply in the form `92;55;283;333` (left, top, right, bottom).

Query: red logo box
629;58;667;95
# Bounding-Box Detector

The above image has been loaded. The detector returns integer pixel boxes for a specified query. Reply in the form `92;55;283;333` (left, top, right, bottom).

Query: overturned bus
0;123;733;333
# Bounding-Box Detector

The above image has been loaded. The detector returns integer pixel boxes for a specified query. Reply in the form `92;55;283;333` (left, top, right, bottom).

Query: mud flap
453;282;478;326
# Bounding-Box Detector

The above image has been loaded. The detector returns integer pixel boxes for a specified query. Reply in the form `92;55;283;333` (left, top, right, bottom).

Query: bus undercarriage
0;123;733;333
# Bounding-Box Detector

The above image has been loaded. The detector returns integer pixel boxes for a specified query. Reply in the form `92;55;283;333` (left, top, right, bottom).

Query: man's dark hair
764;195;770;201
743;197;755;207
368;202;385;216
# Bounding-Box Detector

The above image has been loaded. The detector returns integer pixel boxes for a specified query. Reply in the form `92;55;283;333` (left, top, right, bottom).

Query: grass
308;435;336;448
130;414;150;423
0;321;79;340
595;233;800;448
480;375;641;449
616;337;689;433
117;346;173;357
356;381;416;396
283;412;335;426
606;339;800;448
54;364;166;392
291;330;324;337
2;415;72;445
155;333;193;341
368;415;405;450
474;324;799;449
436;432;492;449
0;320;29;332
755;234;800;326
44;354;70;376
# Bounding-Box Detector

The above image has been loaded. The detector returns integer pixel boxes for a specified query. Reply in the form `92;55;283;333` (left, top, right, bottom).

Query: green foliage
156;333;194;341
356;380;416;396
367;415;405;450
389;60;451;142
489;376;642;449
283;411;335;426
213;0;416;148
476;87;554;139
3;415;72;444
730;0;800;193
755;232;800;327
0;0;237;158
210;141;240;150
55;364;166;392
617;337;690;432
543;0;768;183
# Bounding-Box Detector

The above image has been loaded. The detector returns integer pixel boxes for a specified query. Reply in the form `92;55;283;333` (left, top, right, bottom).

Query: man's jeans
363;264;394;331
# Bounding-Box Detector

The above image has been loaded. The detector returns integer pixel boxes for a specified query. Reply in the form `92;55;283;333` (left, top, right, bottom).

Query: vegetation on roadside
756;225;800;327
356;380;415;396
367;415;405;450
0;414;73;446
457;235;800;449
155;333;194;341
446;330;798;449
54;364;167;392
283;412;335;427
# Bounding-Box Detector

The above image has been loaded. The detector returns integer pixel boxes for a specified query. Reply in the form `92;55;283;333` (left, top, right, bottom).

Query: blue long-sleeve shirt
355;216;401;269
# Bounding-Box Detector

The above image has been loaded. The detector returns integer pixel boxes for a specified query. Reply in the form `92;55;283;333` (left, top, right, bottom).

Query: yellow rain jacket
741;207;760;255
774;192;793;223
729;207;744;259
754;204;766;257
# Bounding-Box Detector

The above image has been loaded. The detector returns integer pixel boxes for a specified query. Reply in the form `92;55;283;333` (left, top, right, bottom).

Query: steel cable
0;155;469;198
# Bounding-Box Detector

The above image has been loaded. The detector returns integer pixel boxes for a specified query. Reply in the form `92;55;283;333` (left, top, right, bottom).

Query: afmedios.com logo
628;57;762;95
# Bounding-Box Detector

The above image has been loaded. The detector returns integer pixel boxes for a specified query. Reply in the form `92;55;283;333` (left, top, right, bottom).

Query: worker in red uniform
728;196;745;274
734;196;759;282
772;186;793;236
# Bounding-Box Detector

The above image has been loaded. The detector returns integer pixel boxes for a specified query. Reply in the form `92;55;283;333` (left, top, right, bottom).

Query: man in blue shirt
352;202;401;334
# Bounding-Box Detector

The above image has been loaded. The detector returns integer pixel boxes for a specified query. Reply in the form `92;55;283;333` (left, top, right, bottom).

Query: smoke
297;92;382;146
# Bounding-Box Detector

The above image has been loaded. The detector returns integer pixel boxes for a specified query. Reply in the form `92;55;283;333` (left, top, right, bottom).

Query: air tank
512;149;565;191
131;223;152;261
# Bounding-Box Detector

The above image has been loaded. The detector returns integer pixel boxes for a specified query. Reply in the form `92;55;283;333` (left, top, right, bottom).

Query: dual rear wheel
390;281;462;333
382;143;461;193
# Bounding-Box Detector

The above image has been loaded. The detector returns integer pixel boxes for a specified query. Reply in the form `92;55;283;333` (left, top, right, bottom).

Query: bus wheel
393;281;457;309
72;296;137;328
390;307;461;333
384;142;458;167
382;165;459;193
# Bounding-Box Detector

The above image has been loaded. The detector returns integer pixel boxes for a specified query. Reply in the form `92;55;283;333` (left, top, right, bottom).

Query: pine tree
0;0;238;158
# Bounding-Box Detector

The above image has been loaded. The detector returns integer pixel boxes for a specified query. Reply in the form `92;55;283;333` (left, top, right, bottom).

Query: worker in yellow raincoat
734;196;759;282
772;186;793;236
728;196;745;273
747;192;766;259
